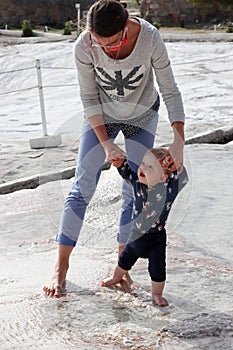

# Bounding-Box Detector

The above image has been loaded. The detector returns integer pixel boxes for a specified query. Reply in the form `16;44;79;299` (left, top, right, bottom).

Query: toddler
101;148;188;306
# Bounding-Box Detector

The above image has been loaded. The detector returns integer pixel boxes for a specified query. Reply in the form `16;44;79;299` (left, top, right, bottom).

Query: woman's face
90;27;127;52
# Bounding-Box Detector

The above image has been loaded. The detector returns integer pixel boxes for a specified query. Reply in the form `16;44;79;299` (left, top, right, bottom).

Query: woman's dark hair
87;0;129;37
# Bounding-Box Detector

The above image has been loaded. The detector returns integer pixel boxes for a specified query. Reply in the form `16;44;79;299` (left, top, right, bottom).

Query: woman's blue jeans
56;115;158;246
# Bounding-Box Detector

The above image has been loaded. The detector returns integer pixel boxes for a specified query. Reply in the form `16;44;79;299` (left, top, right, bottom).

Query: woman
43;0;185;297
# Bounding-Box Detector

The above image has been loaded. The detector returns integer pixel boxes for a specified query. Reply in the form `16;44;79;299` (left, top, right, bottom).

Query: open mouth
139;171;145;178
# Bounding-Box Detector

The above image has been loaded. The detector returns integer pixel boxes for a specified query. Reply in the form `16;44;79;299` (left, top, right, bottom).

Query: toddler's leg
118;243;133;286
101;265;131;292
148;232;168;306
151;281;168;306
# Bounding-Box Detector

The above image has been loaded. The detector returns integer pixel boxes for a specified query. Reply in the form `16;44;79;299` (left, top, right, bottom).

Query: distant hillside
0;0;232;28
0;0;93;27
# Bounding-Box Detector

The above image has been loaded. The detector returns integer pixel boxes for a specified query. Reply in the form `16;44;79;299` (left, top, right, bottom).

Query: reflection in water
1;289;168;349
111;303;130;323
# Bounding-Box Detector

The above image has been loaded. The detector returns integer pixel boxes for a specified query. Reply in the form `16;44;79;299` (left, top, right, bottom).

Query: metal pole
75;3;80;37
36;59;48;136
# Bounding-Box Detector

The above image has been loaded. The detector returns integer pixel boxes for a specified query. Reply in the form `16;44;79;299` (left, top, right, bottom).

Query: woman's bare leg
43;244;73;298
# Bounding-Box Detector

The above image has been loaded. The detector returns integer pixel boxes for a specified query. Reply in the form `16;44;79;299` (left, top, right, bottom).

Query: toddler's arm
117;160;137;183
177;166;189;192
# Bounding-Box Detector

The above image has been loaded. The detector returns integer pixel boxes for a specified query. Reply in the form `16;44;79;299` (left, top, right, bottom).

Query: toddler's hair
150;147;167;160
149;147;173;178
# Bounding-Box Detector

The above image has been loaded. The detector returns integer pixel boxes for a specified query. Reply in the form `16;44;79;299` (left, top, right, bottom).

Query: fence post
75;3;81;37
29;59;62;149
36;59;48;136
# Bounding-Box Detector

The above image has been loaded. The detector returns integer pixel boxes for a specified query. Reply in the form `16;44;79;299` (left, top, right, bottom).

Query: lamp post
75;3;81;37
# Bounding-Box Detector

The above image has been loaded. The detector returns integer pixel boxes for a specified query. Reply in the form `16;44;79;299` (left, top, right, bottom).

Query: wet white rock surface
1;144;233;349
1;34;233;349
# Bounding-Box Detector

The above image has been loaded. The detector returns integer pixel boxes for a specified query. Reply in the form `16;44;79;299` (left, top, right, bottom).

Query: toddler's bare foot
43;267;67;298
118;278;131;293
152;294;169;307
101;277;131;293
100;277;115;288
119;272;133;292
124;272;133;285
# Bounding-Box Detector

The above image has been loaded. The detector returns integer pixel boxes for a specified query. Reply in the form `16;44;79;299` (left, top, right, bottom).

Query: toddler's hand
102;140;125;167
159;151;175;171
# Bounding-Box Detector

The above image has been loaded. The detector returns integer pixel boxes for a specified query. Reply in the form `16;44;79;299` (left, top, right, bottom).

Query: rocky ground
1;27;233;349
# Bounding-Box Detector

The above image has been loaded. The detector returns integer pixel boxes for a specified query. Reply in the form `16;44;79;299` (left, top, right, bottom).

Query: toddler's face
138;151;166;187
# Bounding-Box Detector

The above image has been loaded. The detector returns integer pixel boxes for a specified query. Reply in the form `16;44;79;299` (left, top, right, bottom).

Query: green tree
187;0;233;8
21;19;34;37
226;21;233;32
63;21;72;35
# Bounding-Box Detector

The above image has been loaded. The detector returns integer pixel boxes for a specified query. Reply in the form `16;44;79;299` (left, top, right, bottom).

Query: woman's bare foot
43;244;73;298
43;266;68;298
152;294;169;307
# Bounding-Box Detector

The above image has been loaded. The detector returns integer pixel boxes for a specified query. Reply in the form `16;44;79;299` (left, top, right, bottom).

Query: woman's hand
170;121;185;173
168;139;184;173
102;140;125;167
88;114;125;167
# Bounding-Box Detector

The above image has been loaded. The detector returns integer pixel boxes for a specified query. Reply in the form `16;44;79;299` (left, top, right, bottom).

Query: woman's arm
151;30;185;172
151;30;185;126
169;121;185;172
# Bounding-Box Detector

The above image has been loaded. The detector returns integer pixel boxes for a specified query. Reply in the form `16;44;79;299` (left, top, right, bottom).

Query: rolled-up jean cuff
56;233;76;247
117;232;129;245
